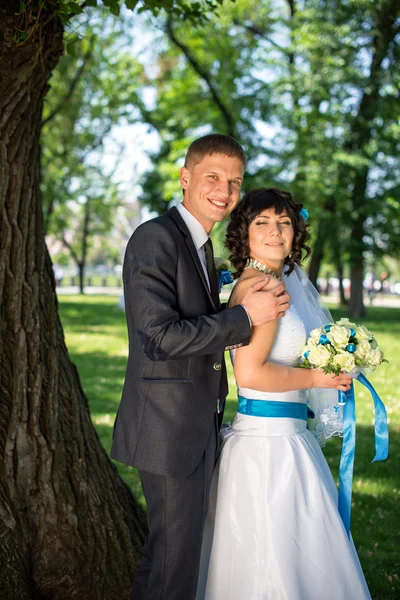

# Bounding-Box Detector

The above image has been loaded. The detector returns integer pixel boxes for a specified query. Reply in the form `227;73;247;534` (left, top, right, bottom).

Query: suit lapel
167;207;218;311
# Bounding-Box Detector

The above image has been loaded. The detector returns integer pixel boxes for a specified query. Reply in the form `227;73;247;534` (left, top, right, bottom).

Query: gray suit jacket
110;207;251;478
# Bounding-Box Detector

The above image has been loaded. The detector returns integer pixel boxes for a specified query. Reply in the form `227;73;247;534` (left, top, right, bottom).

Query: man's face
180;153;244;233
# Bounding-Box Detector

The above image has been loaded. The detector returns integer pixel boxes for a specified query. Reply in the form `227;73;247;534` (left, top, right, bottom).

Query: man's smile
208;198;229;208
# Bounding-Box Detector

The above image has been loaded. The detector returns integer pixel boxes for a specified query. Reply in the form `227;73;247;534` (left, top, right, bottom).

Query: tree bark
0;3;146;598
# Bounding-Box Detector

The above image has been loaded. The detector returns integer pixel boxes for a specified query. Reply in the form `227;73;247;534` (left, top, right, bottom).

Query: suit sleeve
124;221;251;361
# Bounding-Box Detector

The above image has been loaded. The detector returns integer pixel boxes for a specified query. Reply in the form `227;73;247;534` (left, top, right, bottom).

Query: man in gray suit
111;134;290;599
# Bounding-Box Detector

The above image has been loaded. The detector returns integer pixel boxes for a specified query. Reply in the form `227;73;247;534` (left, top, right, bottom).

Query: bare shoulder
229;273;281;307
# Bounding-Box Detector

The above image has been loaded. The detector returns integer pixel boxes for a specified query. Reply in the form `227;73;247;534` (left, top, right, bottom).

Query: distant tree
41;11;143;291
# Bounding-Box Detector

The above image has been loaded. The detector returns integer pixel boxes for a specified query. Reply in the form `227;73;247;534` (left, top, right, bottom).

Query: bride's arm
231;277;352;393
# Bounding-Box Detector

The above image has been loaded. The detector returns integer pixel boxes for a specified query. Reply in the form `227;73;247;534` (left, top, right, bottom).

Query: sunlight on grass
59;295;400;599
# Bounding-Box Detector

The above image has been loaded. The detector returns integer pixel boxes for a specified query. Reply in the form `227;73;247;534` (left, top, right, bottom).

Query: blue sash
237;396;314;420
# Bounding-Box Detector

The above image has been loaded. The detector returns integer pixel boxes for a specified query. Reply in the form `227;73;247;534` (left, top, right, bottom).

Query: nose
216;180;230;199
269;222;282;236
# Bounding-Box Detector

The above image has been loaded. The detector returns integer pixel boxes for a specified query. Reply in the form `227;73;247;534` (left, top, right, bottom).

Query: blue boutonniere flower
214;258;234;293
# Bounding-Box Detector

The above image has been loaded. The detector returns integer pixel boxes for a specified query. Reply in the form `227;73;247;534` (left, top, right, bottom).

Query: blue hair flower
300;208;309;221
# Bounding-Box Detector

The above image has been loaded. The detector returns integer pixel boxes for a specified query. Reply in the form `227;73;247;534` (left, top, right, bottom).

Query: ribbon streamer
337;374;389;537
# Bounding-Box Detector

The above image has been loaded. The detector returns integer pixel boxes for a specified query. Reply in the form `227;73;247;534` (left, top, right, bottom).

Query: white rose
327;325;350;349
310;327;324;341
370;337;378;349
356;325;373;341
308;345;332;368
354;340;372;362
368;348;383;367
337;318;357;329
333;352;356;372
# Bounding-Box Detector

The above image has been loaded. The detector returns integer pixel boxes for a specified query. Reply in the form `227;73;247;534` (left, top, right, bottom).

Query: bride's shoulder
229;272;279;307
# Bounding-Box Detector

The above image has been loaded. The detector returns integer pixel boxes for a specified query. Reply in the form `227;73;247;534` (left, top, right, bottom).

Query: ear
180;167;191;190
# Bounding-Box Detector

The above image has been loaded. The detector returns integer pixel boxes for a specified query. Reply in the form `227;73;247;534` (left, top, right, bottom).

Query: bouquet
300;317;386;376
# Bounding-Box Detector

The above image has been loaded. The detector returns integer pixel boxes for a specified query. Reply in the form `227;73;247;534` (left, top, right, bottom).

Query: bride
196;188;371;600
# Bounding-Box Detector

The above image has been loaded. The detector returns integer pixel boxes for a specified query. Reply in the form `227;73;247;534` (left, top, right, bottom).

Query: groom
111;134;290;599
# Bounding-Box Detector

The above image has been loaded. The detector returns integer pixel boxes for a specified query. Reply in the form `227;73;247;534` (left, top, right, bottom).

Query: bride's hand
311;370;352;392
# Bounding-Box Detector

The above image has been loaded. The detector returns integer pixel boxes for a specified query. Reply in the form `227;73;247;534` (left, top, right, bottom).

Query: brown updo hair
226;187;310;278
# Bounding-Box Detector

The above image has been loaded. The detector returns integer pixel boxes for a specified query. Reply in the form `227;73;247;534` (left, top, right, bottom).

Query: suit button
213;362;222;371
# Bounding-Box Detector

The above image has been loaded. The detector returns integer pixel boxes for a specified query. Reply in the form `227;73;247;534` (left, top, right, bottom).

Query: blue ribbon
238;396;314;421
217;269;233;293
319;334;330;345
346;344;356;353
337;374;389;537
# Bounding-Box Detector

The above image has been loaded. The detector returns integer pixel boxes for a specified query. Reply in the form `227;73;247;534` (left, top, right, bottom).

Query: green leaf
124;0;139;9
64;2;84;14
101;0;120;16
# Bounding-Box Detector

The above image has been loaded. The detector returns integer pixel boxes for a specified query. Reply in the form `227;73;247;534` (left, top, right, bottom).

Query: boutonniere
214;257;234;293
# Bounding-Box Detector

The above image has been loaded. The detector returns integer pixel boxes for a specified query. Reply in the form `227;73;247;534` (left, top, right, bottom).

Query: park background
0;0;399;598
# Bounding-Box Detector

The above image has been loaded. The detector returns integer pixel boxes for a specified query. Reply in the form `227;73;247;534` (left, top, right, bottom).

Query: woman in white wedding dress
196;188;371;600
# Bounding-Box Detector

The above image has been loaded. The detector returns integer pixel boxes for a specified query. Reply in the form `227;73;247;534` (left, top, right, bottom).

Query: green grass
59;296;400;599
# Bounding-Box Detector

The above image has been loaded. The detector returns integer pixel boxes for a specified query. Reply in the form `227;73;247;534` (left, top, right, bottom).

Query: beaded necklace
243;258;283;280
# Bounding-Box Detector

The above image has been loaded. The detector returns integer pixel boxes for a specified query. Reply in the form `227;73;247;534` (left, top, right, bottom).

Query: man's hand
241;277;290;326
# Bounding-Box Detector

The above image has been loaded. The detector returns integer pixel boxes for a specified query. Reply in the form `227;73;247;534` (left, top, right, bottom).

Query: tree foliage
134;0;400;315
41;10;143;286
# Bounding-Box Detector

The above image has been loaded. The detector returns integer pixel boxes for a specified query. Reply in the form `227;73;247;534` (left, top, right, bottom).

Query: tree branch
165;18;236;137
232;19;287;54
61;235;81;266
42;38;94;127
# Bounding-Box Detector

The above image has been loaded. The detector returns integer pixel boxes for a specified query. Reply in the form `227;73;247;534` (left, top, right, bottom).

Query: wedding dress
196;285;371;599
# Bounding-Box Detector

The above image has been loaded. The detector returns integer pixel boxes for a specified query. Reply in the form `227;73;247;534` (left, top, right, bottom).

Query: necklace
244;258;283;280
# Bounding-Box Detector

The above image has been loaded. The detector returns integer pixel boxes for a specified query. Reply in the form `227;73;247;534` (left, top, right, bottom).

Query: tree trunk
332;235;348;306
0;3;146;598
80;199;90;295
307;231;324;289
78;262;85;295
337;265;347;307
349;253;366;317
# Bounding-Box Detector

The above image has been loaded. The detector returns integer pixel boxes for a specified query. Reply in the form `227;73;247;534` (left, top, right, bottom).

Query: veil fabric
283;265;343;446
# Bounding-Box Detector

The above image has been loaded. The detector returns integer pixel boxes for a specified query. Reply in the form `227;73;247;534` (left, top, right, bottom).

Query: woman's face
248;208;294;268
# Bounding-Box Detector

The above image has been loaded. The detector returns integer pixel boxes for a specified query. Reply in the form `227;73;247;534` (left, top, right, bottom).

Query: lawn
59;295;400;599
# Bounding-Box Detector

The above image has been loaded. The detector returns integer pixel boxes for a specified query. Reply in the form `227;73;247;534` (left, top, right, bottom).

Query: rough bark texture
0;2;146;598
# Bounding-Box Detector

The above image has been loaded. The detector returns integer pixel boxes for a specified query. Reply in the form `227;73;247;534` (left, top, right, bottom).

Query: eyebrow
256;213;290;218
207;171;243;181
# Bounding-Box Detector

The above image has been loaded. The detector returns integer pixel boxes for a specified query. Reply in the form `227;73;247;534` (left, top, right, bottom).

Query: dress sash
237;396;314;421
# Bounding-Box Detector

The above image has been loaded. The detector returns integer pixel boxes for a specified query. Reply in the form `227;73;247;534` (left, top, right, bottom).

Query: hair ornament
300;208;309;221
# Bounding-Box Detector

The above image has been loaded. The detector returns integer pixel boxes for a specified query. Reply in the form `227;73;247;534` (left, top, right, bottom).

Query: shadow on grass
59;298;126;330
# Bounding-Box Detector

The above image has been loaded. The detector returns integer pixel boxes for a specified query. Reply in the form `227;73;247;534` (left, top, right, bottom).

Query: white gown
196;305;371;600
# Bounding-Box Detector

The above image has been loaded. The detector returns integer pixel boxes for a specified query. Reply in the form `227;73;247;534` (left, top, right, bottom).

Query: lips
265;242;284;246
